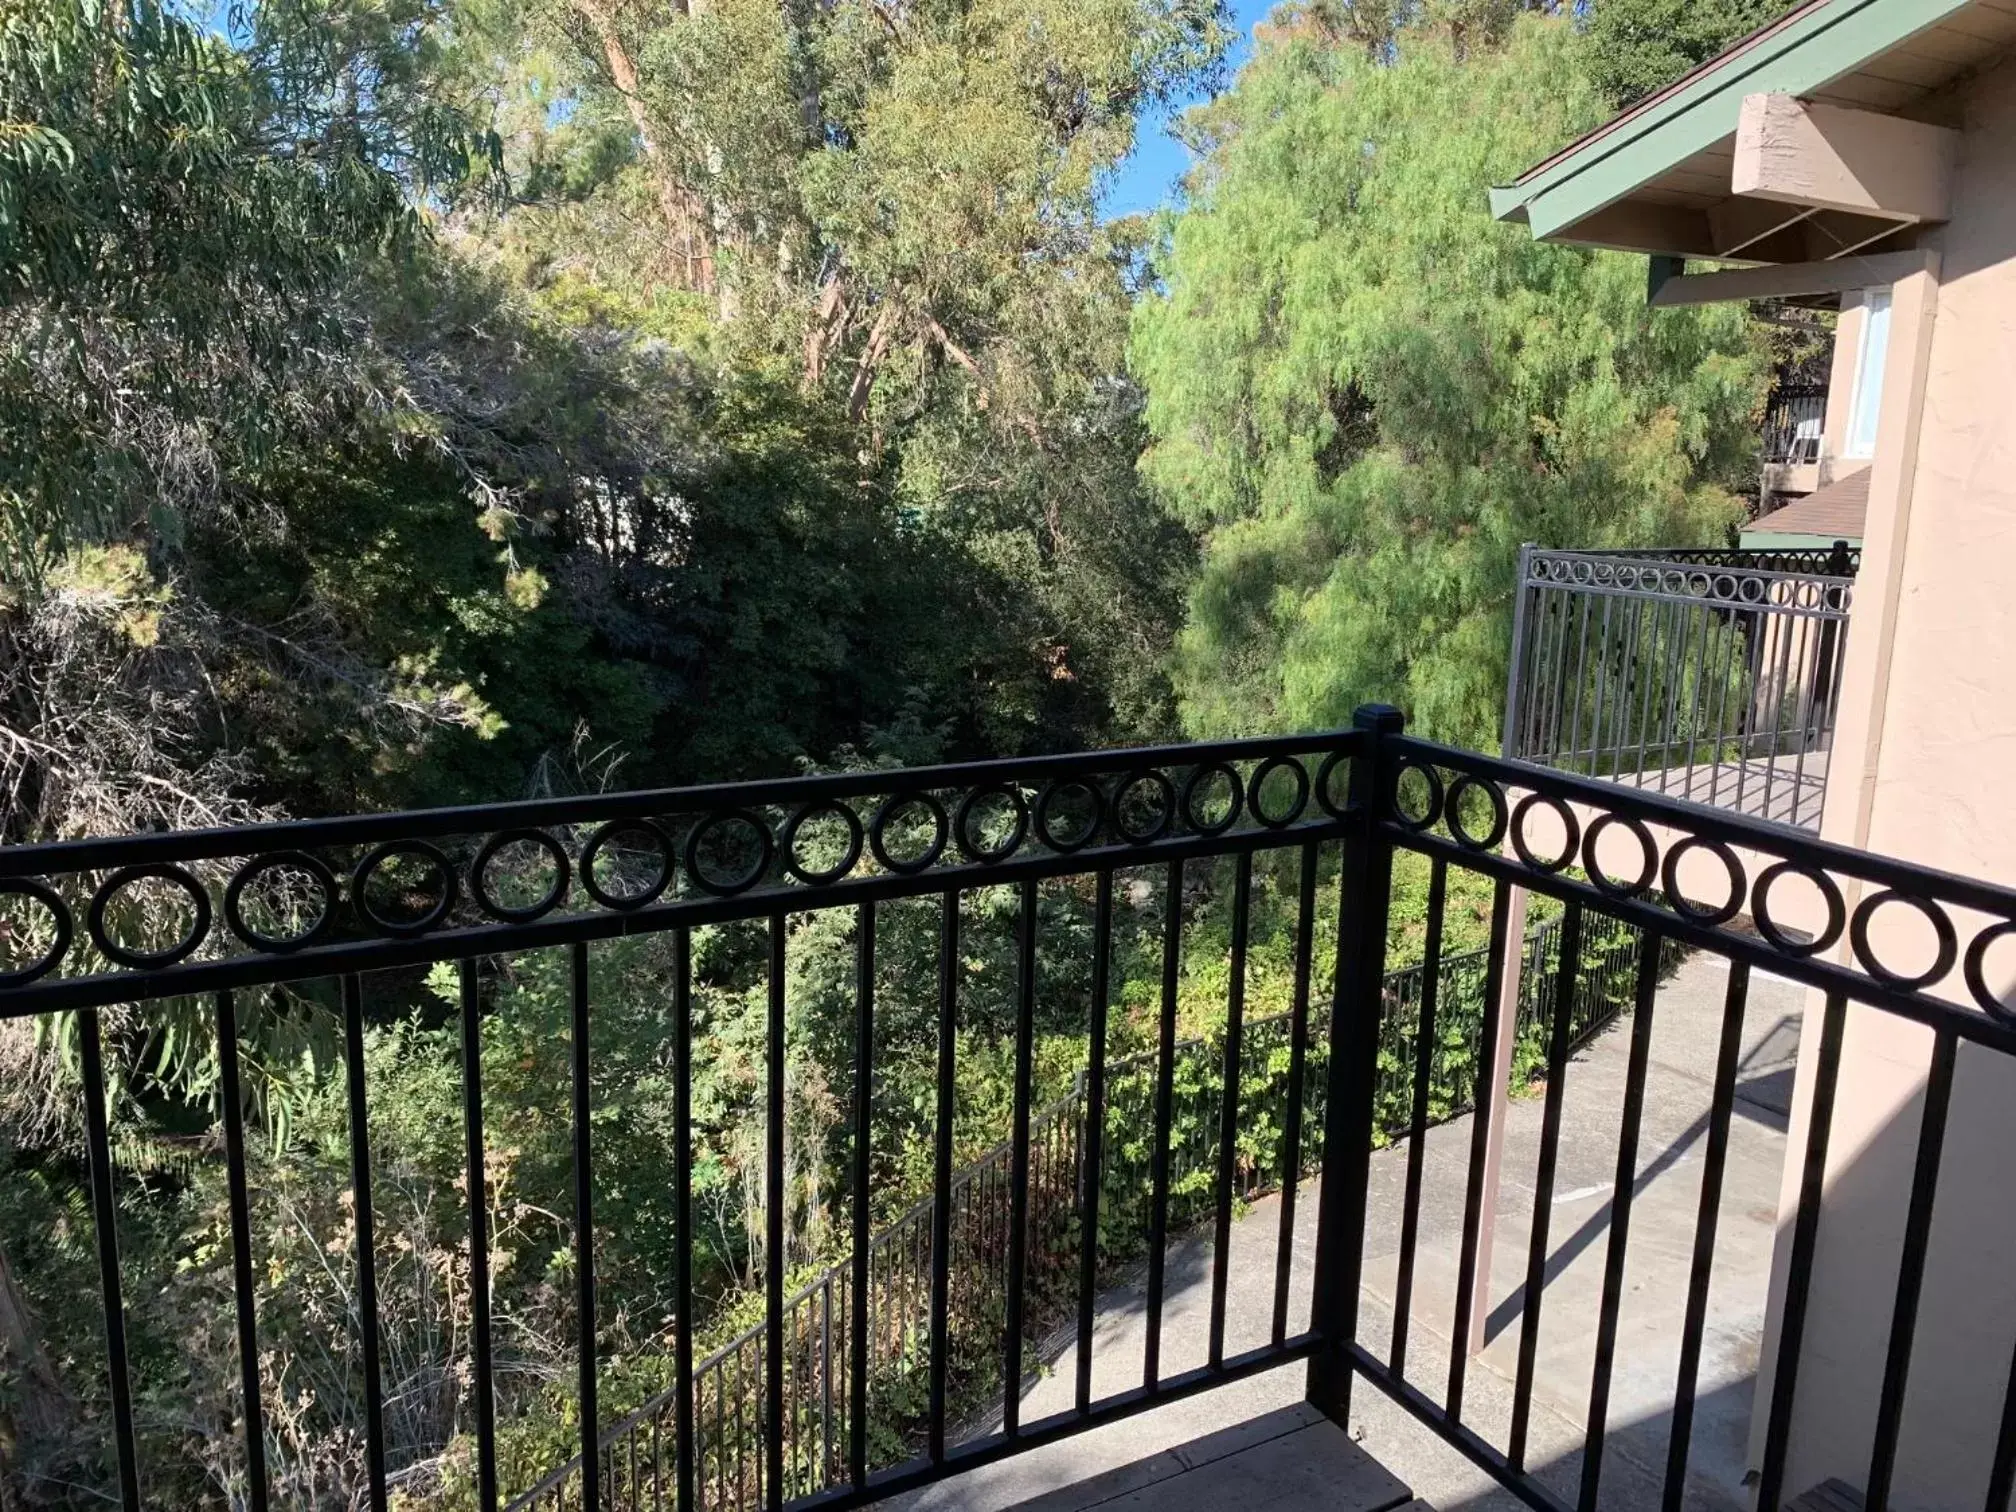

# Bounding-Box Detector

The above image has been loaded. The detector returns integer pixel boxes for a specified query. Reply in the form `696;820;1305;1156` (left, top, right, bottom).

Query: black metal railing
504;909;1651;1512
1762;384;1828;466
4;713;2014;1512
1504;544;1856;831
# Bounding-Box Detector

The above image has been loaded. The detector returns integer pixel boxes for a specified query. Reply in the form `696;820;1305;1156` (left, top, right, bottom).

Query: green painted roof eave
1493;0;1972;246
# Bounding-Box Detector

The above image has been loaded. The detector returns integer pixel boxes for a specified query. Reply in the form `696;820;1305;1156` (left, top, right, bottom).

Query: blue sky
1100;0;1278;218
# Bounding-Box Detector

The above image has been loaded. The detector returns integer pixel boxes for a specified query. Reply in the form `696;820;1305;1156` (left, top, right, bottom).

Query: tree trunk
569;0;717;292
0;1235;73;1476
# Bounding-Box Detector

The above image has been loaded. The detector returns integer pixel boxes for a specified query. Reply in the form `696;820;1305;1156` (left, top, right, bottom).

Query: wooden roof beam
1733;93;1958;222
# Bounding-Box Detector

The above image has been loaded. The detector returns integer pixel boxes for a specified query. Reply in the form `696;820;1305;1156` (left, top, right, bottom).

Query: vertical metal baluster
1507;900;1582;1470
1579;933;1662;1508
1143;859;1182;1390
849;903;873;1490
572;944;601;1512
1633;598;1665;785
1612;596;1645;782
733;1345;746;1508
928;891;959;1460
1681;599;1710;799
1866;1030;1958;1510
1389;858;1447;1375
1707;600;1739;807
1075;870;1113;1413
653;1415;663;1512
216;992;271;1512
1446;879;1512;1419
1821;581;1853;782
1565;593;1593;777
764;918;786;1511
1003;880;1039;1432
1273;841;1321;1345
1756;993;1849;1512
77;1009;141;1512
1759;589;1801;823
1208;851;1253;1369
342;974;390;1512
1657;593;1689;791
460;961;499;1511
1542;590;1572;766
820;1274;835;1488
1786;609;1820;827
1521;589;1546;762
1734;602;1768;813
1583;595;1613;776
673;931;697;1512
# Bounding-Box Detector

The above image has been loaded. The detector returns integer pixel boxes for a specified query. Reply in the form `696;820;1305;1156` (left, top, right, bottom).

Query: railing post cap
1352;704;1406;735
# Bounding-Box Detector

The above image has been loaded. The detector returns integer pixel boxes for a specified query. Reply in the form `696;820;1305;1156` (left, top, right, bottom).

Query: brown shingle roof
1756;470;1869;540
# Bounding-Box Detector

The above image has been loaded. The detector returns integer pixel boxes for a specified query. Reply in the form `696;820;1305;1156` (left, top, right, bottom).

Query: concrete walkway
893;952;1804;1512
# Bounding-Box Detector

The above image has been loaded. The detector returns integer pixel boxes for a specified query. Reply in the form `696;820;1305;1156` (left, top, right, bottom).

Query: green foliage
1131;13;1767;748
1581;0;1798;107
0;0;494;565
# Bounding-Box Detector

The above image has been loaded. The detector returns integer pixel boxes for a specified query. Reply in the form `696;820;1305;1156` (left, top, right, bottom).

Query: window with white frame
1845;288;1892;459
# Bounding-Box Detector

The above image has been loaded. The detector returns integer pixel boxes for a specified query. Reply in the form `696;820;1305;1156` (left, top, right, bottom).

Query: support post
1307;703;1403;1427
1502;543;1536;762
1466;882;1529;1356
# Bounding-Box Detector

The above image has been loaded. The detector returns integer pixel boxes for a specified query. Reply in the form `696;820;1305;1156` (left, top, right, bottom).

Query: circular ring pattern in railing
470;830;572;923
1445;775;1508;852
1390;759;1444;832
1315;749;1354;819
870;793;950;875
579;819;674;911
351;842;458;938
224;850;340;951
782;800;866;886
1180;763;1243;836
87;864;214;968
1751;859;1845;958
1247;756;1310;829
1111;769;1175;844
0;879;74;988
1034;778;1104;853
1583;813;1658;899
1510;792;1581;874
1963;920;2016;1024
954;784;1029;864
684;809;777;897
1849;889;1958;993
1660;835;1746;928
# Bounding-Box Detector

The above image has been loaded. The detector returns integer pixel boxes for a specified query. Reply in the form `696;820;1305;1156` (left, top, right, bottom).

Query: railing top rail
1573;542;1847;564
0;727;1361;878
1385;734;2016;1048
1523;546;1856;590
0;730;1365;1013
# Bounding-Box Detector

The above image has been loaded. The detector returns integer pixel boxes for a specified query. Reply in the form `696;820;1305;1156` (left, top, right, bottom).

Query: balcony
1;713;2009;1512
1504;545;1857;832
1760;384;1828;497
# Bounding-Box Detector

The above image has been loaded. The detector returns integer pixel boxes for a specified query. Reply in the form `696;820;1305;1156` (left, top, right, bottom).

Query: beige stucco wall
1750;53;2016;1509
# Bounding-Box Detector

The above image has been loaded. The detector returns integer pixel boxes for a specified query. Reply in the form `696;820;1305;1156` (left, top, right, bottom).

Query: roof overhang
1490;0;2016;284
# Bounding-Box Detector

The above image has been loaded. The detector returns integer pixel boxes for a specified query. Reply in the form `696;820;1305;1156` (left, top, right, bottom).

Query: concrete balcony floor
981;1402;1418;1512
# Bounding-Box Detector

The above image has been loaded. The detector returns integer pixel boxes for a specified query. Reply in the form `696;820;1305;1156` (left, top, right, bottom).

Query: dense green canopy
1131;11;1767;747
